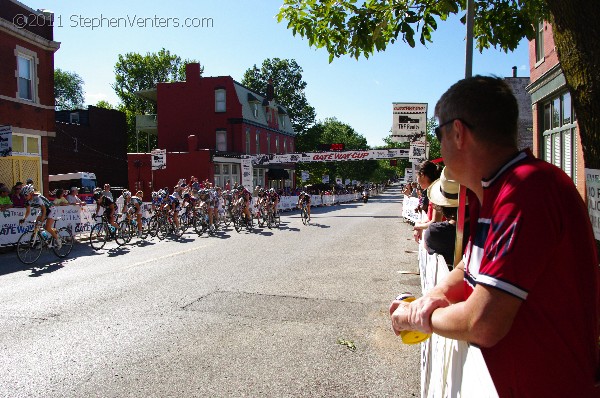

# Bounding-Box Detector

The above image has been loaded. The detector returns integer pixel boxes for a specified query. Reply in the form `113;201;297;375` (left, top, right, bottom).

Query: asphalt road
0;185;423;398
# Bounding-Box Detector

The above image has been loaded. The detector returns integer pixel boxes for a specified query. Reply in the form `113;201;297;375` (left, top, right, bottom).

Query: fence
403;194;498;397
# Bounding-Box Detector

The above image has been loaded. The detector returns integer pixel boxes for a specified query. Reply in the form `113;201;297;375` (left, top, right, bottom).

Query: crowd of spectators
0;181;27;210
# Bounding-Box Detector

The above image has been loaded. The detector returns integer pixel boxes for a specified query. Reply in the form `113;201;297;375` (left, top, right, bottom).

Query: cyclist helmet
21;184;35;196
151;191;159;199
93;191;103;201
183;192;191;199
237;185;245;192
122;190;131;199
158;189;167;198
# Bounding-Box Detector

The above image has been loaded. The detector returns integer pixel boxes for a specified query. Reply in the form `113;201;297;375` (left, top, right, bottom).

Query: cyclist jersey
268;192;280;202
27;194;53;210
166;194;180;205
130;197;143;207
299;195;311;204
98;195;114;208
152;197;163;207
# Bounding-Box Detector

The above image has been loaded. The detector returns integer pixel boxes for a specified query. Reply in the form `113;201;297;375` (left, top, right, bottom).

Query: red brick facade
0;0;59;194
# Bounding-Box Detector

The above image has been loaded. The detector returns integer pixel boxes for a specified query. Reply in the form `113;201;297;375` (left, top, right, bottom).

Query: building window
17;55;33;101
215;89;226;112
535;21;544;63
214;162;239;188
283;138;287;154
279;115;286;129
253;103;259;118
70;112;80;124
253;168;265;188
12;134;40;156
255;131;260;154
289;140;294;153
245;128;251;154
266;133;271;154
541;91;577;182
216;130;227;151
275;136;280;154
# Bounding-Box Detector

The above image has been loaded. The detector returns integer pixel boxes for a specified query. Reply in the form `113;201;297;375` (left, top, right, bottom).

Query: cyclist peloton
297;191;311;221
127;190;144;237
93;190;119;232
19;184;61;249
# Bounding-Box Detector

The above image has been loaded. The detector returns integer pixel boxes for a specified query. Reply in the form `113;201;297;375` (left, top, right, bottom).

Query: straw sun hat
427;167;460;208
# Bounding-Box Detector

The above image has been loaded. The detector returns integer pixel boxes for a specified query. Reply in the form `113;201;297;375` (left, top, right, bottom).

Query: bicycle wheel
222;210;232;227
90;223;108;250
246;214;254;232
301;208;308;225
171;220;184;238
114;223;129;246
156;217;168;240
52;227;74;258
266;211;272;229
140;217;149;239
147;215;159;238
273;210;281;228
17;230;43;265
179;213;190;234
233;212;243;233
119;220;133;244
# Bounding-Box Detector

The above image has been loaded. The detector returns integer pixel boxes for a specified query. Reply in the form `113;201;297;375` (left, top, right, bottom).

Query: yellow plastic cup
396;293;431;344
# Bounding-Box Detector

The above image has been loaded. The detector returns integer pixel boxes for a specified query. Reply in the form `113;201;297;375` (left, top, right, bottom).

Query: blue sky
24;0;530;147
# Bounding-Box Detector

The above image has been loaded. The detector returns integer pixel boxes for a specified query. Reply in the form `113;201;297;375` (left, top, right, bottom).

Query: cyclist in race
297;191;311;222
127;190;144;237
164;190;182;231
93;190;119;232
19;184;61;249
255;188;268;219
268;188;280;215
237;185;252;225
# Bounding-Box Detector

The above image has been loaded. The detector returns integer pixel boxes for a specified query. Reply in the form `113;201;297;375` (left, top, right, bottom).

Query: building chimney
186;63;201;83
187;135;198;152
512;66;517;78
266;78;275;101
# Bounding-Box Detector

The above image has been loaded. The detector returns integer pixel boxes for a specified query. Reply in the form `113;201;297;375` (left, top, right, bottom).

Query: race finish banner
250;148;409;165
391;103;428;143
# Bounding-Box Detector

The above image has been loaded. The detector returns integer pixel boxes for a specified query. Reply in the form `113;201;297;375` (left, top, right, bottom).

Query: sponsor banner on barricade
418;240;497;397
401;195;421;223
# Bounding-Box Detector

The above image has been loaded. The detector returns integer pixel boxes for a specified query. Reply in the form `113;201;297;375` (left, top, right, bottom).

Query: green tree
112;48;200;152
296;117;377;185
95;100;114;110
54;69;85;110
277;0;599;177
242;58;316;134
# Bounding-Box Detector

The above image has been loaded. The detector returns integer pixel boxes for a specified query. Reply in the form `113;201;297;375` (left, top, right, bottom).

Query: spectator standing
53;189;69;206
412;161;443;242
102;184;113;201
390;76;599;397
66;187;85;206
10;182;26;208
0;185;12;210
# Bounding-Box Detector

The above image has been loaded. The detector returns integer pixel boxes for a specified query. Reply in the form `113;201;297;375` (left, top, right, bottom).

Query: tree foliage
277;0;549;62
95;100;114;110
296;117;378;184
112;48;199;152
242;58;316;134
54;69;85;110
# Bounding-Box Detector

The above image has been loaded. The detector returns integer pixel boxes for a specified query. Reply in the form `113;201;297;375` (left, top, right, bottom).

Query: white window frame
216;129;227;151
11;133;41;157
215;89;226;112
266;133;271;154
541;91;577;182
245;128;251;154
255;130;260;154
253;103;259;118
15;46;39;103
275;136;280;154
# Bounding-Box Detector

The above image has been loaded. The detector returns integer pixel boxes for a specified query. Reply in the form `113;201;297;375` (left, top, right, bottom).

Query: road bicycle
267;207;281;229
17;219;74;265
300;202;310;225
118;212;149;243
89;214;127;250
155;209;185;240
232;207;253;233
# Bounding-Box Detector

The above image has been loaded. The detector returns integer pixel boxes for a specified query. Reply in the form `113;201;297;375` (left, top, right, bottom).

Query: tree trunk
547;0;600;257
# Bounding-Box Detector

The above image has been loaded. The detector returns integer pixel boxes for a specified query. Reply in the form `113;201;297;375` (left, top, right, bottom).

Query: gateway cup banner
247;149;410;165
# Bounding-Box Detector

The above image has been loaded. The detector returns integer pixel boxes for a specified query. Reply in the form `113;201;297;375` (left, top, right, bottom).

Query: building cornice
0;95;55;110
0;17;60;52
525;63;564;96
228;118;297;137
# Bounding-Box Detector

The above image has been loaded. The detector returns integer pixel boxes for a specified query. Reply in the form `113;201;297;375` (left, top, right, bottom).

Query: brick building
526;21;585;198
52;106;128;188
0;0;59;194
127;63;296;199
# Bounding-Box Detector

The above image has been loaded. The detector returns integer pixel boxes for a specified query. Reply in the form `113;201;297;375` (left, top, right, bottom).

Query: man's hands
390;295;451;335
